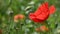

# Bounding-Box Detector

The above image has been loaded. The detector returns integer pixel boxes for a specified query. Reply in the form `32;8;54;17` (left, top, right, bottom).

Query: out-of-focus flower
35;25;49;32
29;2;56;23
40;25;49;32
14;14;25;22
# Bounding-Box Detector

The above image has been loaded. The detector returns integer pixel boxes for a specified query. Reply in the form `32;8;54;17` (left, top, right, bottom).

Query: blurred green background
0;0;60;34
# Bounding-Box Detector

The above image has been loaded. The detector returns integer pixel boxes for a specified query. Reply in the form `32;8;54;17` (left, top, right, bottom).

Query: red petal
49;5;56;14
36;11;49;21
36;2;49;20
29;13;40;22
34;2;48;16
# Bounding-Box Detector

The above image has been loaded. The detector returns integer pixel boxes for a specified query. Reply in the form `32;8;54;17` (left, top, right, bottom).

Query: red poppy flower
29;2;56;23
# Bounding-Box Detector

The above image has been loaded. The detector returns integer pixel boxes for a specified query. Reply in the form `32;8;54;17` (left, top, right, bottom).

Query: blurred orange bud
40;25;49;32
35;25;49;32
14;14;25;22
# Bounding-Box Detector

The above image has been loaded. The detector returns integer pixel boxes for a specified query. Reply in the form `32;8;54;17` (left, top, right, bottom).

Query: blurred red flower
29;2;56;23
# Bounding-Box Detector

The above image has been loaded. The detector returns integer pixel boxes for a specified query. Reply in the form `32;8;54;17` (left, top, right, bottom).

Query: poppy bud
40;25;49;32
14;14;25;22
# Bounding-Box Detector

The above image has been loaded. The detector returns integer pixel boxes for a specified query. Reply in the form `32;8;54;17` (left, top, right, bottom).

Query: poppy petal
34;2;48;16
36;12;49;21
36;2;49;20
29;13;41;22
49;5;56;14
